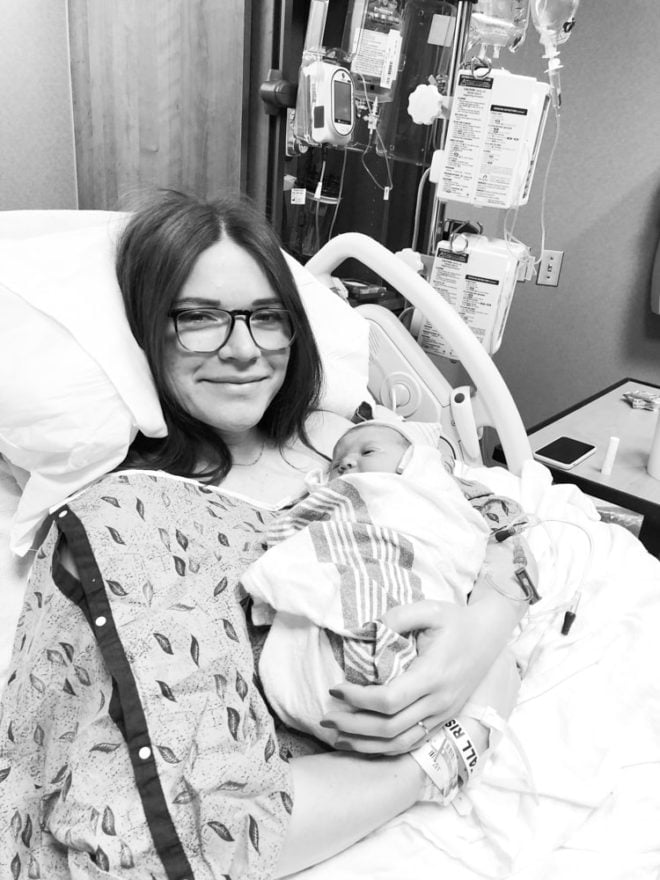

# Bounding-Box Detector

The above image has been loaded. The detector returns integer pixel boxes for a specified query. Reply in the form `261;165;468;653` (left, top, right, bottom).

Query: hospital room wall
0;0;249;211
0;0;78;209
2;1;659;431
486;1;660;428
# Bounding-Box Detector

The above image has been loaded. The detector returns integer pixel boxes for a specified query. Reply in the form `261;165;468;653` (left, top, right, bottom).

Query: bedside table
498;378;660;558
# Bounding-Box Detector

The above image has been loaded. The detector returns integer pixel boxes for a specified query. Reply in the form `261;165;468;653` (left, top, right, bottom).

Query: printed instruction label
429;248;504;358
351;28;401;89
437;71;549;208
415;236;527;359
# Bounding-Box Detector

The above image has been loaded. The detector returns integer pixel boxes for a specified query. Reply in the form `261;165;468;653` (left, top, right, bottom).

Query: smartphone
534;436;596;470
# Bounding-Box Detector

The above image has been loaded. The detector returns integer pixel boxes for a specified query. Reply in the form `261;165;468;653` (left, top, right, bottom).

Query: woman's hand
320;601;496;754
320;540;530;755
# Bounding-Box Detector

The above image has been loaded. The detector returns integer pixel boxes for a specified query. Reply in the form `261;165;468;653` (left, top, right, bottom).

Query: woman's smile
202;376;265;385
164;237;290;440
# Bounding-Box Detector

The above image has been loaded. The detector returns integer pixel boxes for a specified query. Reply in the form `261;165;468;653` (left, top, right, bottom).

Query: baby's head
330;422;411;478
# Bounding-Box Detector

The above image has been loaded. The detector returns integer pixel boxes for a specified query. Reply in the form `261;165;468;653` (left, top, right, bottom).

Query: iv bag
342;0;405;101
376;0;458;167
469;0;530;59
530;0;579;54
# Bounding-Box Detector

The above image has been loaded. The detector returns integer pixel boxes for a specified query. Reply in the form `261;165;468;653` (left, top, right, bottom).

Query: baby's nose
335;457;356;476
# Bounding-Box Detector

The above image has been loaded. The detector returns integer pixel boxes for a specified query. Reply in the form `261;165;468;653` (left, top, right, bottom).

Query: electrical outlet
537;249;564;286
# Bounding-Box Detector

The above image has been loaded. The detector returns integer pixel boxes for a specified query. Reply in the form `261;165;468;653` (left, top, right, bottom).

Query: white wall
0;0;77;209
1;0;658;428
488;1;660;427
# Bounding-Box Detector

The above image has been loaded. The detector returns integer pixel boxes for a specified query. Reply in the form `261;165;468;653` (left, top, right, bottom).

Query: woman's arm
276;751;423;877
319;537;533;753
277;637;523;876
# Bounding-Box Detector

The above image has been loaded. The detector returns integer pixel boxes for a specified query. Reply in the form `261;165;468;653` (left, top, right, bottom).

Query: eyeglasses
169;307;295;353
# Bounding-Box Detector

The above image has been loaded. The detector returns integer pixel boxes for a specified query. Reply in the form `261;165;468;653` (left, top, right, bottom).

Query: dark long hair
115;190;323;481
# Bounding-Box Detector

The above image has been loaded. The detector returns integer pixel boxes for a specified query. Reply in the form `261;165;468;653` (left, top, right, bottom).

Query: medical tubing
485;513;593;610
411;166;431;251
535;105;561;269
328;147;348;241
476;513;594;804
532;515;593;623
314;152;327;253
485;514;538;604
359;133;394;198
354;73;394;198
462;700;540;804
374;126;395;195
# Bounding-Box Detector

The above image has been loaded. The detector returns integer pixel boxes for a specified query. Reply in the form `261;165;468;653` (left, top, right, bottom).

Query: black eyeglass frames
169;307;295;353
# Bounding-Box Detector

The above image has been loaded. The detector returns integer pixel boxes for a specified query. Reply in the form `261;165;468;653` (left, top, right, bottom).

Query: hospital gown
0;471;296;880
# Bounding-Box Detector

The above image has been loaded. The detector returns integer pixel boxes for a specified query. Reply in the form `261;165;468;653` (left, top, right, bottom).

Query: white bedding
0;460;30;690
1;456;659;878
290;460;660;880
4;210;658;877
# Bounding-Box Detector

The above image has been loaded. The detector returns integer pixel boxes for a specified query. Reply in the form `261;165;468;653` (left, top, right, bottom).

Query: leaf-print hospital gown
0;471;300;880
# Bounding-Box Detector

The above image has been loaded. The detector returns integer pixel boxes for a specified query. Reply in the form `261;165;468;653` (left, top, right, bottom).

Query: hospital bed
1;212;659;879
307;232;532;473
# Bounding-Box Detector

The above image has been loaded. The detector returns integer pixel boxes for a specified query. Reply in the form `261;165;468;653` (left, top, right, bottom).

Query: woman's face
164;237;290;442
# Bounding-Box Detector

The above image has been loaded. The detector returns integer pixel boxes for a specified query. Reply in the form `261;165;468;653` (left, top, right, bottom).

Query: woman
0;191;526;879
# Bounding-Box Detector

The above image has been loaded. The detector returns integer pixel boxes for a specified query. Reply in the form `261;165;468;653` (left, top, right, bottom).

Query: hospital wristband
411;728;460;805
443;718;479;782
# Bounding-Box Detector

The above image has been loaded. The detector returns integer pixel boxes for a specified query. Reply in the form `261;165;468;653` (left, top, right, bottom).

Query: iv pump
295;51;356;147
311;63;355;145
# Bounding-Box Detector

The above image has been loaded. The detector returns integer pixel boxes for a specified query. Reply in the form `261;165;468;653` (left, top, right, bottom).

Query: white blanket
243;447;490;740
2;458;659;877
289;460;660;880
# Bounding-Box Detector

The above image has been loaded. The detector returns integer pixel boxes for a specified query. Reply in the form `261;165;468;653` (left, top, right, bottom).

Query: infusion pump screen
334;80;352;125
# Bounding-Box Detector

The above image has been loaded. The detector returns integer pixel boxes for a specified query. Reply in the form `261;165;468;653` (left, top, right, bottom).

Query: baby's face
330;425;410;477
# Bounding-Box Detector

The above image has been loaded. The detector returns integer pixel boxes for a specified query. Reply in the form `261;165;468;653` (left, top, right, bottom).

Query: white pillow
0;211;371;556
0;460;31;692
283;254;371;418
0;209;122;239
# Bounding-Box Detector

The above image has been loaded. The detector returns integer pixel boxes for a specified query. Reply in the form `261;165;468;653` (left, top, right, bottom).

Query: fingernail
335;740;353;751
319;719;337;729
328;688;345;700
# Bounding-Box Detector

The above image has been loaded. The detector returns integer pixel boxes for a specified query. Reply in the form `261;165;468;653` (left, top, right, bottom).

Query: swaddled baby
242;420;527;742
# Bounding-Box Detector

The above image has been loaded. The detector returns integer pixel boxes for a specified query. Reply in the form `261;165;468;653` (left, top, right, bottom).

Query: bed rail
306;233;533;475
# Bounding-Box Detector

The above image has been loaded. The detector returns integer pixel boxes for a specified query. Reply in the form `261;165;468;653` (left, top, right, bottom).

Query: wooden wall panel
68;0;249;209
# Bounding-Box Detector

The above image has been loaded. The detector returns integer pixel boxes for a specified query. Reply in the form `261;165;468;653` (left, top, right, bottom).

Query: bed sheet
289;460;660;880
1;460;659;878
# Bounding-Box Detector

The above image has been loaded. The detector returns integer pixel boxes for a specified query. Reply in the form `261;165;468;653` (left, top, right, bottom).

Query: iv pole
425;0;476;254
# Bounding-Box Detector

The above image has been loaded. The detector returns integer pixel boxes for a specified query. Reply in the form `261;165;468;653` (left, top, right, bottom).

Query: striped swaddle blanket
242;446;491;741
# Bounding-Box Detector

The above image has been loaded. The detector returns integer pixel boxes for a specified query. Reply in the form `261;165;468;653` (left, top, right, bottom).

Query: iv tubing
535;105;561;268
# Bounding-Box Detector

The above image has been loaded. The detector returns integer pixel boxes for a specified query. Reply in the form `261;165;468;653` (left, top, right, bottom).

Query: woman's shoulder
64;468;226;502
63;469;183;510
62;469;278;540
